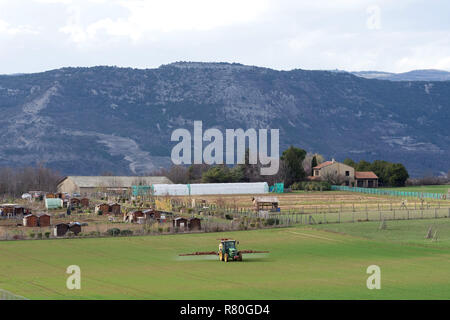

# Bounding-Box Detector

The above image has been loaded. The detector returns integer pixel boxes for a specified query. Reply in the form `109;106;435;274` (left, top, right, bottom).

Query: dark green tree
343;158;357;168
356;160;372;171
280;146;307;187
311;156;318;176
387;163;409;187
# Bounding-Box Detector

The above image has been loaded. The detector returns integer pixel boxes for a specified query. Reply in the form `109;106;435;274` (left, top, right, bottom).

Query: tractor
179;238;268;262
218;239;242;262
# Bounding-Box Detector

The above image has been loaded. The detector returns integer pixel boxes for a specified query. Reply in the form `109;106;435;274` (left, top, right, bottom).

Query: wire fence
331;185;448;200
0;288;28;300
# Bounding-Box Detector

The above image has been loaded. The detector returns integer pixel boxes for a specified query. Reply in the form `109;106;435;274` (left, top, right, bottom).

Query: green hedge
291;181;331;191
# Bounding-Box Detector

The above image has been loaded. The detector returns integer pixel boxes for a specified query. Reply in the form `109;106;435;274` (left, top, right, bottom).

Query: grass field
1;218;450;300
379;185;450;194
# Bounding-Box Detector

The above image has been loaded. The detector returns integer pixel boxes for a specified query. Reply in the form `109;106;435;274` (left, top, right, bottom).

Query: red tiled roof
313;161;334;169
355;171;378;179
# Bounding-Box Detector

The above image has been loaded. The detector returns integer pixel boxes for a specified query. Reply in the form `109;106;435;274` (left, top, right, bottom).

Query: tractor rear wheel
224;253;229;262
219;252;223;261
238;252;243;261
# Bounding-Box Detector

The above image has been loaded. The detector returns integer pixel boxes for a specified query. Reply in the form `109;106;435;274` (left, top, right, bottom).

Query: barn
37;213;51;227
23;214;39;227
54;223;69;237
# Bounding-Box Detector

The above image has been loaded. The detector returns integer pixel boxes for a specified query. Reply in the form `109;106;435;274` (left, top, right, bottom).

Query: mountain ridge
0;62;448;177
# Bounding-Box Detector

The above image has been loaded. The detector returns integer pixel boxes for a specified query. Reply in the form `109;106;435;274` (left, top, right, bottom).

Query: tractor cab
218;239;242;262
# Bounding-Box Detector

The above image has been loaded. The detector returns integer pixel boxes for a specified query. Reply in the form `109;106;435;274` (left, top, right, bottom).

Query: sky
0;0;450;74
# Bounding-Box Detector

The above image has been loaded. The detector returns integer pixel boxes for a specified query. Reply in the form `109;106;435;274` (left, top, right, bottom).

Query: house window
314;170;319;176
345;171;350;176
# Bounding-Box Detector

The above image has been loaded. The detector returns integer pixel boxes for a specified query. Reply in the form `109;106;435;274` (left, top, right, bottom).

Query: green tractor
218;239;242;262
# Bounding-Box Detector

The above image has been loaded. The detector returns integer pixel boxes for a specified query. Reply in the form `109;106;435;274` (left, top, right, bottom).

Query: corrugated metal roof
59;176;173;188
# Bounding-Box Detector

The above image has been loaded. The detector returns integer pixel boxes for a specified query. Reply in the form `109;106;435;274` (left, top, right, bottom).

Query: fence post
435;208;437;219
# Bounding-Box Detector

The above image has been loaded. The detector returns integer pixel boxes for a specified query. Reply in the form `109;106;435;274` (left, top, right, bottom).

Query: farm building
153;182;269;196
143;209;160;219
80;198;89;207
68;222;82;235
23;214;39;227
109;203;121;215
95;203;110;215
253;197;279;212
355;172;379;188
45;198;63;209
37;213;51;227
309;159;379;188
188;218;202;230
173;217;188;229
54;223;69;237
56;176;173;196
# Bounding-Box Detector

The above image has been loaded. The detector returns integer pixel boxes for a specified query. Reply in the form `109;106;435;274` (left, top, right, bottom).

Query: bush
66;231;75;237
106;228;121;236
225;214;233;220
291;181;331;191
29;232;35;238
44;232;51;239
97;210;103;216
120;229;133;236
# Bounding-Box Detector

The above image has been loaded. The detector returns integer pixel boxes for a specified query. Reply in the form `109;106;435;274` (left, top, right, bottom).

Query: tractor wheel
224;253;229;262
219;252;223;261
238;252;243;261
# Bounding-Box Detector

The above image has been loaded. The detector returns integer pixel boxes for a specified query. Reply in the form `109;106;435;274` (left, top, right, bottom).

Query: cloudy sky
0;0;449;74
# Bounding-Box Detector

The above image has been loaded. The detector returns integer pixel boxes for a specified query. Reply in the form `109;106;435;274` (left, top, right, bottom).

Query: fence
331;185;448;200
0;288;28;300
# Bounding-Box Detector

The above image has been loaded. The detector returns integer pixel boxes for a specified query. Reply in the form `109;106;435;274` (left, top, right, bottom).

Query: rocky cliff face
0;62;448;176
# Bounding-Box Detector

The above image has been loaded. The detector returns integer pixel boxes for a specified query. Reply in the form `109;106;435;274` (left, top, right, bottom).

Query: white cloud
0;19;38;35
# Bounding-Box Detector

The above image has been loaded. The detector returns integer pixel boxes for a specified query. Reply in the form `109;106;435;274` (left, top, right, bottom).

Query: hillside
0;62;449;176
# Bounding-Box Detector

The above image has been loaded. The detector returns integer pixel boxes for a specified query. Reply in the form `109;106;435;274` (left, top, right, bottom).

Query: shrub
158;227;163;233
29;232;35;238
44;232;51;239
106;228;121;236
66;231;75;237
225;214;233;220
97;210;103;216
120;229;133;236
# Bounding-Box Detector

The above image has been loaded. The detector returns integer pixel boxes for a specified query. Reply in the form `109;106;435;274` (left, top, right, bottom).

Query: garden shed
188;218;201;230
68;222;82;235
37;213;51;227
23;214;39;227
173;217;188;229
109;203;121;215
95;203;110;215
54;223;69;237
80;198;90;207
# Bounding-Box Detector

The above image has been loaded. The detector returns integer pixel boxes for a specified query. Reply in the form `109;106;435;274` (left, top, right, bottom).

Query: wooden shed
252;197;279;212
95;203;110;215
109;203;121;215
23;214;39;227
70;198;81;206
80;198;90;207
173;217;188;229
68;222;82;235
38;213;51;227
127;210;144;223
188;218;201;230
54;223;69;237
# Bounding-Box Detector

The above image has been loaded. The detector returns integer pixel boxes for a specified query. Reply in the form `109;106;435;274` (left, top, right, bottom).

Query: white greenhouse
152;182;269;196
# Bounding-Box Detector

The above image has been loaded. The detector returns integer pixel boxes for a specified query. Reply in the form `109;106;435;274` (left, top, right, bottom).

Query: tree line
0;165;62;198
153;146;411;188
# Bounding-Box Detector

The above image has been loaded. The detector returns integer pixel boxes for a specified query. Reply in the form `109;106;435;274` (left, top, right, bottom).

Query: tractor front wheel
224;253;229;262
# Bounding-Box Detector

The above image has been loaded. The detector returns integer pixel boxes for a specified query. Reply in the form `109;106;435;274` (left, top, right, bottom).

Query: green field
1;218;450;300
379;185;450;194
